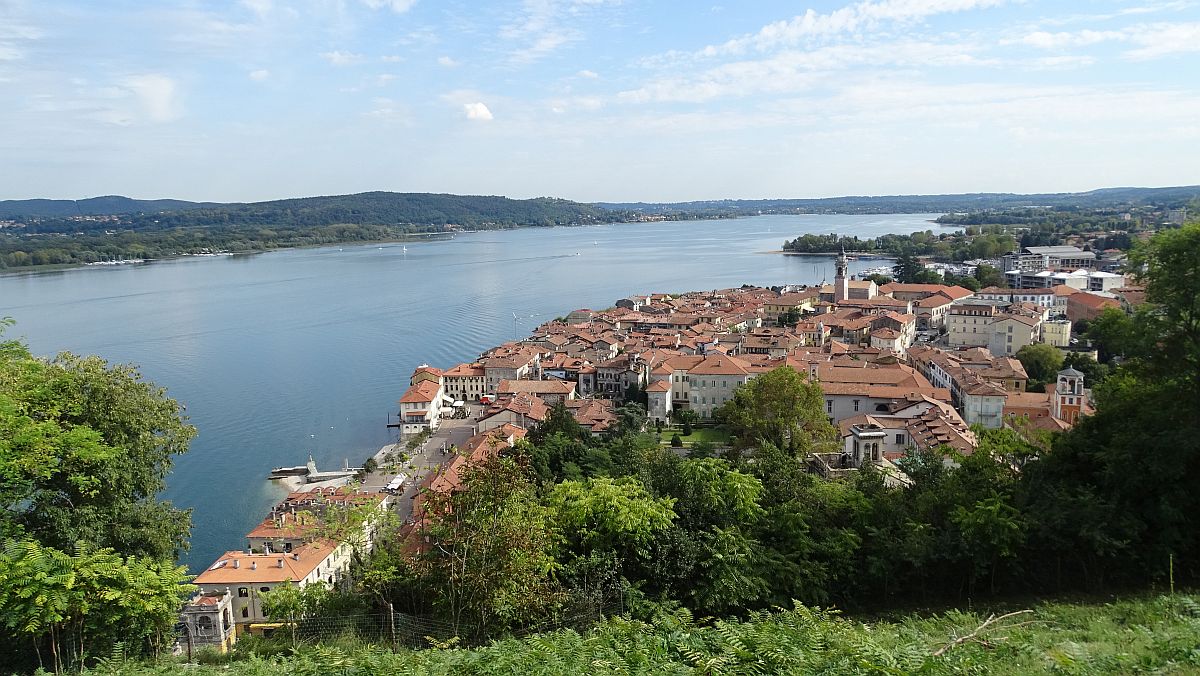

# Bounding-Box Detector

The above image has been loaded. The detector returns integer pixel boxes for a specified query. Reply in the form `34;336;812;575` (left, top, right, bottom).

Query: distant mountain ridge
596;185;1200;215
2;185;1196;220
0;192;615;229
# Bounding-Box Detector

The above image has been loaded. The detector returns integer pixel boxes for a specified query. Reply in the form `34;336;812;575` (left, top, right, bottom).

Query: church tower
834;246;849;303
1052;367;1085;424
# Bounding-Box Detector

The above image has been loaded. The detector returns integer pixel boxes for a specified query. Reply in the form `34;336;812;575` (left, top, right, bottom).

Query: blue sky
1;0;1198;202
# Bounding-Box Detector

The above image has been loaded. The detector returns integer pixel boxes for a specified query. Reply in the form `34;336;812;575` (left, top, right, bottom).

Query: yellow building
1042;319;1072;348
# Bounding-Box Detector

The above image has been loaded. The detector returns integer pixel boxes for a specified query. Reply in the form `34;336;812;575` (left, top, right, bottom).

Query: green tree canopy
1015;343;1064;386
0;325;195;560
715;366;835;453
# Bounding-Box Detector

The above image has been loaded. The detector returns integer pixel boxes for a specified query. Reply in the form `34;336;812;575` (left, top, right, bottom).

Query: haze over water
0;213;942;570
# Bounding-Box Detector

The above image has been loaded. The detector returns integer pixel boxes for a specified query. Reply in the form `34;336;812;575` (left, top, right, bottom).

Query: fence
176;597;624;659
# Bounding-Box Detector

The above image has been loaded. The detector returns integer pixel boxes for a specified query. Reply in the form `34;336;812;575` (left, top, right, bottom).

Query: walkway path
360;417;477;522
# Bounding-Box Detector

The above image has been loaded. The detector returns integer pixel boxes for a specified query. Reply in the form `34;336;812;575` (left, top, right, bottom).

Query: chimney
233;559;240;569
292;553;300;561
277;559;284;568
250;561;257;570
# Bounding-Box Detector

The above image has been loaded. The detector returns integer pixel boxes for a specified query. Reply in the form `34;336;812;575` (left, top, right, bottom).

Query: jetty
268;455;361;484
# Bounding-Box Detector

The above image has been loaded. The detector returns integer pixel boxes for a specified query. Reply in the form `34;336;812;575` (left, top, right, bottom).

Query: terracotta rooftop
399;379;442;404
689;353;752;376
194;541;338;585
497;379;577;395
443;363;485;377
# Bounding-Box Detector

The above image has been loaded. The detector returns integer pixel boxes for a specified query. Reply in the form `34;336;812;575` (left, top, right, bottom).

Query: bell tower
834;246;849;303
1052;367;1085;424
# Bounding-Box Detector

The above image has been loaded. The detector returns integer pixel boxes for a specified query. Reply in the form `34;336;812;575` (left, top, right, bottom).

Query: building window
853;400;859;412
238;587;248;597
896;434;905;445
241;607;249;618
259;587;270;593
826;400;833;413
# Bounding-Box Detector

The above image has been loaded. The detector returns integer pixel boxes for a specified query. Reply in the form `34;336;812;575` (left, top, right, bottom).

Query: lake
0;213;942;570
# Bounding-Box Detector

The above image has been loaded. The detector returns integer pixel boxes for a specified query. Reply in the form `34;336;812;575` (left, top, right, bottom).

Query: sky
1;0;1198;203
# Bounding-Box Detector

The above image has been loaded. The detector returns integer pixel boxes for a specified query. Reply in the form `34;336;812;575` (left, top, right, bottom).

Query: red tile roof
399;380;442;404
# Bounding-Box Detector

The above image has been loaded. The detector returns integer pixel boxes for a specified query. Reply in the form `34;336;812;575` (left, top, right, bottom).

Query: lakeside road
361;418;477;523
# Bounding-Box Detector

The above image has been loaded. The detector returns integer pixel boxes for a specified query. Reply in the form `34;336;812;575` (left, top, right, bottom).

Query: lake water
0;213;942;570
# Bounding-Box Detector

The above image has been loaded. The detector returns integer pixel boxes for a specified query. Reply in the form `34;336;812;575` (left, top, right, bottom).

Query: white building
192;541;349;627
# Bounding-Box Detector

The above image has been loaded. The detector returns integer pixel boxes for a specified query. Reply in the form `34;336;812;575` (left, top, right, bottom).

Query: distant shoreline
760;250;895;259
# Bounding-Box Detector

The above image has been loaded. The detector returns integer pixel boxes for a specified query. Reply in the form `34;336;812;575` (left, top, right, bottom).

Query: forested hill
598;185;1200;216
0;196;218;218
0;192;619;228
6;185;1197;222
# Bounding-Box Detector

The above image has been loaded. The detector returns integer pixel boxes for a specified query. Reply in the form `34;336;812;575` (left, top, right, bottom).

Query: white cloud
121;74;182;122
1123;21;1200;59
249;69;271;81
361;0;418;13
437;55;459;67
1016;21;1200;60
240;0;272;18
0;5;42;62
320;50;365;65
547;95;603;113
463;102;494;121
576;69;599;78
622;40;987;103
703;0;1008;56
502;0;621;64
1019;29;1123;49
380;55;405;63
365;97;411;123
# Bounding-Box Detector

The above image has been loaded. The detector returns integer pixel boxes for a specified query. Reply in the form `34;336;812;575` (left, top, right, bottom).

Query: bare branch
933;609;1034;658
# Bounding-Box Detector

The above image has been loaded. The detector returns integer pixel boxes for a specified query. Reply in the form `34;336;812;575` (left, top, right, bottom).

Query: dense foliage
0;323;196;671
83;594;1200;675
783;228;1016;263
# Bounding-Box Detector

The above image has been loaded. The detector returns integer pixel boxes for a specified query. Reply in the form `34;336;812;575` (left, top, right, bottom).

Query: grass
657;425;731;447
82;594;1200;675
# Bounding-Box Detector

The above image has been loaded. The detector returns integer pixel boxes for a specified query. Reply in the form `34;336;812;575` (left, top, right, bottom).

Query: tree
416;454;562;637
952;495;1025;595
1126;221;1200;391
637;451;770;613
0;539;191;672
893;253;941;284
0;328;195;560
1085;307;1138;364
944;272;981;291
778;308;802;327
1021;221;1200;589
714;366;835;453
864;273;893;286
675;408;699;430
529;401;587;444
1062;352;1110;387
975;264;1007;288
1015;343;1064;386
611;402;648;438
547;477;675;554
670;433;683;448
